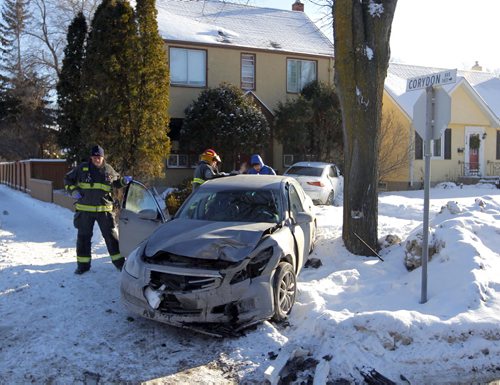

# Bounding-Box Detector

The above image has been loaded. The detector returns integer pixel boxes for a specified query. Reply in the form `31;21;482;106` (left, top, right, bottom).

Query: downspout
409;124;415;187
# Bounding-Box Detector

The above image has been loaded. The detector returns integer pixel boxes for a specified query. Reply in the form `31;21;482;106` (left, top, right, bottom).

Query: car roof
287;162;334;168
200;175;293;191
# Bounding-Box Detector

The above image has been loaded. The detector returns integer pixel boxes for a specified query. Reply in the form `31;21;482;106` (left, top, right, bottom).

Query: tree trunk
333;0;397;255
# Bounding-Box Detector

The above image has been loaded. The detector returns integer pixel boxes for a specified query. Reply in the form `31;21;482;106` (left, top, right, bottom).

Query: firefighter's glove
71;190;82;199
123;176;133;185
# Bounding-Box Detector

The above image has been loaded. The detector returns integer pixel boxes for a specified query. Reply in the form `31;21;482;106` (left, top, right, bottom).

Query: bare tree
378;110;412;182
333;0;397;255
25;0;99;85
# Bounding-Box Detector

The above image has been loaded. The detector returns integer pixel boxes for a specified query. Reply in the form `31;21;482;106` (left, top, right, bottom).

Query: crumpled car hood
144;219;275;262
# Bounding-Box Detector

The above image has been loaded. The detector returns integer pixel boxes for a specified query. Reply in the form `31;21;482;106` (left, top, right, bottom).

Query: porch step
457;176;500;186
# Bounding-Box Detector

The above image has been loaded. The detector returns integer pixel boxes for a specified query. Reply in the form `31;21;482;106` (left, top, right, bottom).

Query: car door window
289;184;304;219
329;166;337;178
124;182;160;214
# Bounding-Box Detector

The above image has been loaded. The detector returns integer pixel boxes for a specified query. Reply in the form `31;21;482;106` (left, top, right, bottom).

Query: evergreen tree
56;12;87;163
134;0;170;178
0;0;30;78
274;81;343;165
81;0;140;173
181;83;270;171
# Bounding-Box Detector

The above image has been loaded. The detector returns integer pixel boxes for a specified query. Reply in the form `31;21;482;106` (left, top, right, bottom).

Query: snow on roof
156;0;334;57
387;63;500;123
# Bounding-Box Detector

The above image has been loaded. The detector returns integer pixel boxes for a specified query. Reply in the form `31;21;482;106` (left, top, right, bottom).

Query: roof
155;0;334;57
386;63;500;124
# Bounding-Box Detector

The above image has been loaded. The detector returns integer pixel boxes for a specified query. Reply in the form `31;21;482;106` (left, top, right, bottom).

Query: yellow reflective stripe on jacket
193;178;205;185
77;256;91;263
77;182;112;192
66;185;77;191
75;203;114;212
110;253;123;261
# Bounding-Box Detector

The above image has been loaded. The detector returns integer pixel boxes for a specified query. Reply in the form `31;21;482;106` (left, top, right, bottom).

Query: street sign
406;69;457;92
406;68;457;304
413;87;451;140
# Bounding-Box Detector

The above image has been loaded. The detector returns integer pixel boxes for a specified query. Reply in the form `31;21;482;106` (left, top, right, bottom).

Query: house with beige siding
381;63;500;190
156;0;334;184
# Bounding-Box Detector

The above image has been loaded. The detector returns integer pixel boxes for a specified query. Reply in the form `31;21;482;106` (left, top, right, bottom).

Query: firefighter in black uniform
64;145;132;274
192;148;224;190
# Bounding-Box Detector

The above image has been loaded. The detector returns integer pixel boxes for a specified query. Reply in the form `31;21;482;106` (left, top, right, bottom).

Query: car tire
271;261;297;322
326;191;335;205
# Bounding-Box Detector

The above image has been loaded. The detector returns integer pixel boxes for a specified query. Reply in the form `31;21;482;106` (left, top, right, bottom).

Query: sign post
407;69;456;304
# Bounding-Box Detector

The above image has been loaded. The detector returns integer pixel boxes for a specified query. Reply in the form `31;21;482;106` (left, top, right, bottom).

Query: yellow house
156;0;334;184
381;63;500;190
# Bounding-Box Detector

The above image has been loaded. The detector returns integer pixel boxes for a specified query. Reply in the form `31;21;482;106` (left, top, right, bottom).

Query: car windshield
176;189;282;223
285;166;323;177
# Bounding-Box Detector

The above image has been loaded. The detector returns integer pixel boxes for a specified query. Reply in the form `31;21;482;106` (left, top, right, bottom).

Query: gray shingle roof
156;0;334;57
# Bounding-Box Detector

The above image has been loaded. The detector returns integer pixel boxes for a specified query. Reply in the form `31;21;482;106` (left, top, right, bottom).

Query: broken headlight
230;247;274;284
123;245;143;278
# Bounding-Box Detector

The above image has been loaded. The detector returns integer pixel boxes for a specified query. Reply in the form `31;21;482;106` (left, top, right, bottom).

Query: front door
464;127;485;176
119;181;166;258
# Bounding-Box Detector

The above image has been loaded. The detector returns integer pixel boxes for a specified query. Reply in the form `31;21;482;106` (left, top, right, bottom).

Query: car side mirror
294;212;314;225
138;209;159;221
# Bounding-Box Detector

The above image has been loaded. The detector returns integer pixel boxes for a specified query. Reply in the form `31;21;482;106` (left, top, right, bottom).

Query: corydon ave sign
406;69;457;92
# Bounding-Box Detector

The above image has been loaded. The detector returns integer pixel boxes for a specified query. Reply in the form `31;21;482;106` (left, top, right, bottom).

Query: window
241;53;255;90
431;137;442;158
170;47;206;87
167;154;189;168
124;183;160;215
287;59;317;93
288;184;304;219
415;128;452;160
283;154;294;167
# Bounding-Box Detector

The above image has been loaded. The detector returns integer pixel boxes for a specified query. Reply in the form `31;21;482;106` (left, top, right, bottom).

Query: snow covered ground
1;182;499;384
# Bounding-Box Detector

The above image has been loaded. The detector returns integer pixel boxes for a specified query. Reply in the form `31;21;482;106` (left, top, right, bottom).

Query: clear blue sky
249;0;500;73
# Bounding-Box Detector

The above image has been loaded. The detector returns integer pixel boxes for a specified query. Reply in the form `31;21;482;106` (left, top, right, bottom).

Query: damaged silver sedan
119;175;316;335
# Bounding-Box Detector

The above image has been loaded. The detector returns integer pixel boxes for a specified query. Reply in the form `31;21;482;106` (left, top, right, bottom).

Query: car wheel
272;262;297;322
326;190;335;205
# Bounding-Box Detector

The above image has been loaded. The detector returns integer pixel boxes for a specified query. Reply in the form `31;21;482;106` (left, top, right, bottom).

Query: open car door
119;181;168;258
286;182;313;270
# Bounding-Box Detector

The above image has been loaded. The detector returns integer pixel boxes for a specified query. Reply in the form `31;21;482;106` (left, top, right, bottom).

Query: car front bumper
120;259;277;330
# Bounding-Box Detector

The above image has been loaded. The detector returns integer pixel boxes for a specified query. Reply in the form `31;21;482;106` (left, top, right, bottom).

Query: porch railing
487;161;500;177
459;162;481;177
458;161;500;177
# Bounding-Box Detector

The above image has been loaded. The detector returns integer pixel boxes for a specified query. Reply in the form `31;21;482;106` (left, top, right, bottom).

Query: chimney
471;61;483;71
292;0;304;12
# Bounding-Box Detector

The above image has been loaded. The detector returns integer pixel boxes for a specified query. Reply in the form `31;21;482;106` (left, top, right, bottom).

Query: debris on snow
379;234;402;249
305;258;322;269
439;200;463;214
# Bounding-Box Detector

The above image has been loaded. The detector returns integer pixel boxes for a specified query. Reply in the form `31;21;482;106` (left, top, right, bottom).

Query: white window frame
430;135;443;159
241;53;255;90
169;47;206;87
283;154;294;167
287;58;317;93
167;154;189;168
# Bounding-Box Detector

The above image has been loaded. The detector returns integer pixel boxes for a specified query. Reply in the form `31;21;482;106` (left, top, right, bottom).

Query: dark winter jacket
247;154;276;175
192;160;222;190
64;161;126;212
